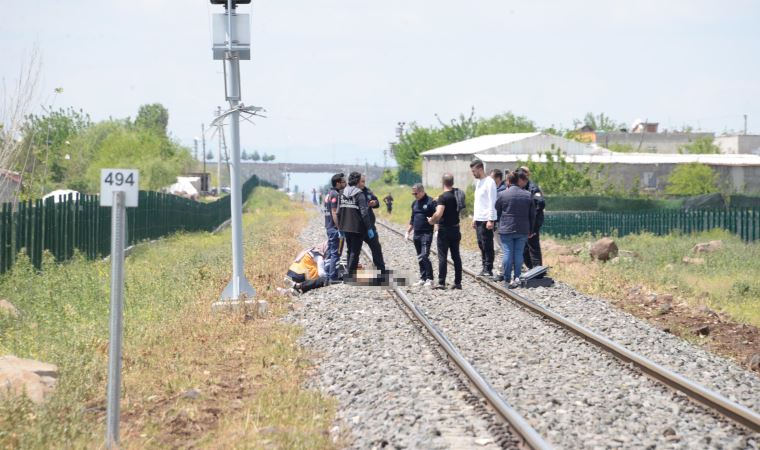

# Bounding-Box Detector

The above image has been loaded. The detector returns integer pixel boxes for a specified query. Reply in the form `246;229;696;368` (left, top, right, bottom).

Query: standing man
489;168;507;281
406;183;436;286
324;173;346;282
495;170;536;288
383;193;394;214
470;158;498;278
428;173;463;290
519;166;545;270
359;174;387;275
337;172;374;280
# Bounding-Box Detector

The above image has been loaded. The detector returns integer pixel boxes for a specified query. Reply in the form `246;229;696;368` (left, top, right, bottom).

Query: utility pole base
212;276;266;314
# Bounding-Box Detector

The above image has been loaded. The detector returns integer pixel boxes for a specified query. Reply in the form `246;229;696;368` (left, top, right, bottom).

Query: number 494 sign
100;169;139;207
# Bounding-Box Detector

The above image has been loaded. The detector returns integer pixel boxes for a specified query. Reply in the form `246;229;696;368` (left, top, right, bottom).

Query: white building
421;133;609;188
421;133;760;193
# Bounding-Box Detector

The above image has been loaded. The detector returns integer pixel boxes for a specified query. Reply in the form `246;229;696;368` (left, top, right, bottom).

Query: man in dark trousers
383;193;394;214
470;158;497;278
518;167;545;271
360;175;387;274
428;173;463;290
406;183;436;287
338;172;386;280
324;172;346;282
489;168;508;281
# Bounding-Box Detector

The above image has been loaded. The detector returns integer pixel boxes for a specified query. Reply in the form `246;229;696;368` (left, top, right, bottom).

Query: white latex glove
405;230;413;241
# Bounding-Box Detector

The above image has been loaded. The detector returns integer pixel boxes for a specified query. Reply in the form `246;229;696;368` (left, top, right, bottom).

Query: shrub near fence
0;175;270;274
543;208;760;242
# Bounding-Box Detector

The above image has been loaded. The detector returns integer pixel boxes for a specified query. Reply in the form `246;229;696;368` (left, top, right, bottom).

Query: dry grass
0;188;336;449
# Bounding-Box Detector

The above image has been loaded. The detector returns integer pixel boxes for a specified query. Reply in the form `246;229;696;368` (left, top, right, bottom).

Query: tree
1;49;41;198
679;137;719;154
267;154;275;162
573;112;622;132
252;150;260;161
392;109;537;176
241;150;249;160
18;107;92;186
135;103;169;136
206;151;214;160
519;149;595;195
665;163;719;196
84;126;192;191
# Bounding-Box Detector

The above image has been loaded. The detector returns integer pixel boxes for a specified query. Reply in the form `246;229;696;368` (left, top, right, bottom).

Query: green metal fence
0;175;270;274
543;208;760;241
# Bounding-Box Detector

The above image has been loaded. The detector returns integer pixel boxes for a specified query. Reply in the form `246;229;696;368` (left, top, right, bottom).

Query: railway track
369;218;760;445
359;246;552;449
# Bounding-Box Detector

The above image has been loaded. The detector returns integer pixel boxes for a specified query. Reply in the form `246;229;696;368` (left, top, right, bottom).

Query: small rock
664;263;674;271
656;303;672;316
663;427;677;437
590;237;618;262
658;294;674;302
682;256;705;265
0;356;58;404
0;299;19;318
692;240;723;254
475;437;493;445
694;325;710;337
746;353;760;372
181;388;201;399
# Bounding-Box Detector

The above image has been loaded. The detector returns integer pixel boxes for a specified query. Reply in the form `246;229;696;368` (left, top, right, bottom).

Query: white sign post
100;169;138;449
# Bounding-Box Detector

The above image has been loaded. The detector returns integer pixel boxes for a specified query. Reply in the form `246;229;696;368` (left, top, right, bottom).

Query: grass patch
546;229;760;327
0;187;335;449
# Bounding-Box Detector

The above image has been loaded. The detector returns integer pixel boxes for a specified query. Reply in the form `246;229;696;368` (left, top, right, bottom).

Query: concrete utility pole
193;137;199;162
744;114;748;135
201;123;208;192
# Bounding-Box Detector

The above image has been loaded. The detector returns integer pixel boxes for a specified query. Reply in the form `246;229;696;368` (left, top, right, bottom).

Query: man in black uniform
406;183;436;286
427;173;463;290
338;172;374;279
359;174;387;275
383;193;394;214
518;167;545;270
324;173;345;282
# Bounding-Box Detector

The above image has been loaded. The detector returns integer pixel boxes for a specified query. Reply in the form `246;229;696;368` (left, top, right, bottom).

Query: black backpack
452;187;466;216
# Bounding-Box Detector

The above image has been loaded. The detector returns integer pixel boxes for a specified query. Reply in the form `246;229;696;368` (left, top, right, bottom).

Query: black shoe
482;271;493;278
491;274;504;282
477;269;487;276
432;283;446;290
451;284;462;290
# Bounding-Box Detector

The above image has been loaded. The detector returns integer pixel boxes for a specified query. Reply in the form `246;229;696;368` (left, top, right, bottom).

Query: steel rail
375;219;760;433
359;247;553;450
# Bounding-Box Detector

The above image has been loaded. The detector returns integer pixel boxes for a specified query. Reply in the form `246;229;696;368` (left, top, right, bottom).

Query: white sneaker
423;279;433;287
508;278;520;289
414;279;426;286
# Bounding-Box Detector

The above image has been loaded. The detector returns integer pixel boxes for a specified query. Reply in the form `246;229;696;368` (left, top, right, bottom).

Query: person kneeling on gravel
284;241;329;294
406;183;437;286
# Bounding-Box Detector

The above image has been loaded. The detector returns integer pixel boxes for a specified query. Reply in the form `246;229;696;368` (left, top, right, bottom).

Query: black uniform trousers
437;226;462;286
344;232;364;278
475;221;495;273
523;232;543;268
363;231;386;272
413;232;434;281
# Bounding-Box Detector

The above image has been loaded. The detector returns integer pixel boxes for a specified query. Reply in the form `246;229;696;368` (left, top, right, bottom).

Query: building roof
475;152;760;167
420;132;541;156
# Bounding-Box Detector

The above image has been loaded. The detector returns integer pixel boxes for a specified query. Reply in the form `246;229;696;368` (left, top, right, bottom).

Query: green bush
665;163;719;196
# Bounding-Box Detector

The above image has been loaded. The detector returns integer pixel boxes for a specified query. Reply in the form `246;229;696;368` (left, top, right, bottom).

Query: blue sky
2;0;759;165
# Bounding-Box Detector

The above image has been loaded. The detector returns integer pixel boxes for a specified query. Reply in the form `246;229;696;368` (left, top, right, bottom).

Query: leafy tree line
12;103;192;197
239;150;275;162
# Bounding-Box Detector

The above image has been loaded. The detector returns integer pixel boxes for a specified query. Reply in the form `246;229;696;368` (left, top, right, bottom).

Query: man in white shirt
469;158;497;277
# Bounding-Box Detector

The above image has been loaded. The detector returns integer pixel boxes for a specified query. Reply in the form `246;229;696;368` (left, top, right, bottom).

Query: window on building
641;172;657;188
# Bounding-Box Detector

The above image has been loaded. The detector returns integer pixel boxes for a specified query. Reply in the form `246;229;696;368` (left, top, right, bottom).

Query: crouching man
285;241;329;294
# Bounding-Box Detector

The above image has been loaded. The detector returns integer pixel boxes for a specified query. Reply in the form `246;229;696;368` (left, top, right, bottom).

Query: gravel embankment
375;220;759;449
284;218;512;449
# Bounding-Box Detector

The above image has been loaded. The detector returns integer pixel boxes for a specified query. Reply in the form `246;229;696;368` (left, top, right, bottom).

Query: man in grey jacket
494;170;536;288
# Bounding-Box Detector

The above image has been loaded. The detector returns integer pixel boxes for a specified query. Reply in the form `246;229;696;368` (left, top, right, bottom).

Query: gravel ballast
286;214;760;449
